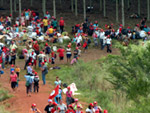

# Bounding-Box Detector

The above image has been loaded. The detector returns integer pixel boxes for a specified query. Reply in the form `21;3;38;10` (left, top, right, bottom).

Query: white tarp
63;83;81;95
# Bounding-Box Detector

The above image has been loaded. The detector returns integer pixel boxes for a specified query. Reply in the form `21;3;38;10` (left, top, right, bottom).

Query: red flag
49;85;59;99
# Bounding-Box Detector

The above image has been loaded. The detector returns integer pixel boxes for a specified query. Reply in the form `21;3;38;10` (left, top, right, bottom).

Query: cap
107;35;110;38
28;63;32;65
11;64;14;67
67;86;70;89
75;99;78;102
53;102;58;106
35;72;37;75
69;104;73;108
89;103;94;107
67;45;71;48
57;107;61;110
104;110;108;113
77;105;81;108
32;103;36;107
48;99;53;103
94;101;97;104
45;43;48;46
11;70;14;73
41;62;45;65
76;47;79;50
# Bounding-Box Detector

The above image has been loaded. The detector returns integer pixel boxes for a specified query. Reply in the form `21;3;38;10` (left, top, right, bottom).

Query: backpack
25;80;30;87
46;46;51;54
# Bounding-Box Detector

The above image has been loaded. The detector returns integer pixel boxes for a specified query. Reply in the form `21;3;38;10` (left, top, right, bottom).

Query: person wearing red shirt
66;104;75;113
33;41;39;55
51;50;56;65
59;17;64;33
10;70;18;92
57;47;65;61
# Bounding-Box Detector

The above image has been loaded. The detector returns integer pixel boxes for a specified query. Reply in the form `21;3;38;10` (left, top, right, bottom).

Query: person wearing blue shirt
45;11;51;19
24;74;33;96
55;88;62;104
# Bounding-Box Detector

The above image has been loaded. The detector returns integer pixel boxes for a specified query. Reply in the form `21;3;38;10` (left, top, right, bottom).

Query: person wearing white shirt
106;35;112;53
99;30;105;50
37;51;46;67
29;51;37;67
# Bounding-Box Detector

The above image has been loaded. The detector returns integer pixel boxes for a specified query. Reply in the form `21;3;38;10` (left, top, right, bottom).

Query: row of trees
2;0;150;26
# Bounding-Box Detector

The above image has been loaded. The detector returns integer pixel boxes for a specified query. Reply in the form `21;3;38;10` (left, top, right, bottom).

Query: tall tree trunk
90;0;92;8
83;0;86;20
71;0;74;12
53;0;56;18
122;0;125;26
148;0;150;21
43;0;46;16
75;0;78;16
10;0;13;18
19;0;21;18
60;0;62;9
127;0;130;9
14;0;16;12
103;0;106;17
138;0;140;15
1;0;3;7
31;0;33;6
100;0;102;11
116;0;119;22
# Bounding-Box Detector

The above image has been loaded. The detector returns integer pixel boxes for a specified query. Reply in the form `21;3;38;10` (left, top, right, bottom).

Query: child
34;72;39;93
15;65;20;78
10;64;15;74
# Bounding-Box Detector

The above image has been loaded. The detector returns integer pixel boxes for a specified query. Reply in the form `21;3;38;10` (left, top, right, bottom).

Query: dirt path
0;48;119;113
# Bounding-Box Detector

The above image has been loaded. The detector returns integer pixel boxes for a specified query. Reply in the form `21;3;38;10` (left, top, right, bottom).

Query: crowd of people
0;8;150;113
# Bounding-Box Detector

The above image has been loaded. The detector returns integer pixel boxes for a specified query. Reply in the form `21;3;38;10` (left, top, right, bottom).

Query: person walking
41;62;48;85
106;35;112;53
24;73;32;96
34;72;39;93
66;45;72;63
59;17;65;33
10;70;18;92
66;86;73;106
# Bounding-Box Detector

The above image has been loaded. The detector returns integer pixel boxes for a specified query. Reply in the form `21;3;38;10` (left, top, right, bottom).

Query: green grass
0;88;12;113
44;59;130;113
0;89;12;102
0;106;10;113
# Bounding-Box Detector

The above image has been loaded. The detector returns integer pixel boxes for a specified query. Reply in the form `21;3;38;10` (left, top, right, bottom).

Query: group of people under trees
0;8;150;113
